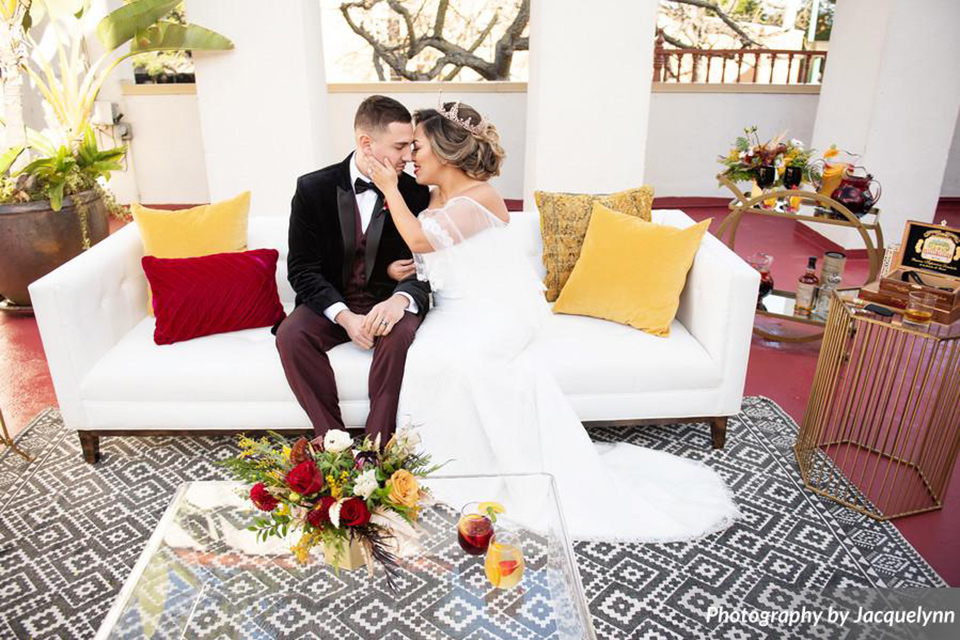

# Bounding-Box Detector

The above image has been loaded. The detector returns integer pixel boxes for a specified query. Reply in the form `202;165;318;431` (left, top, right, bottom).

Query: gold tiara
436;94;487;136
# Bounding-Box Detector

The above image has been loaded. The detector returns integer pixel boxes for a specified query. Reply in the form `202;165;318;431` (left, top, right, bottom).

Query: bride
362;100;739;542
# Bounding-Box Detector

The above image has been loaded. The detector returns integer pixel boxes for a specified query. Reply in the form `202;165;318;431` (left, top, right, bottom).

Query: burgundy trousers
275;304;422;445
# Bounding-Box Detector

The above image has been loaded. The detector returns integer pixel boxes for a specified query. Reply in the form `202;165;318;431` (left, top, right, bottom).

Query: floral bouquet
219;426;443;589
718;126;816;186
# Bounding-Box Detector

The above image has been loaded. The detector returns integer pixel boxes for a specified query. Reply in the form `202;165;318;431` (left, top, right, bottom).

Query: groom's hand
362;295;409;337
387;259;416;281
336;311;375;350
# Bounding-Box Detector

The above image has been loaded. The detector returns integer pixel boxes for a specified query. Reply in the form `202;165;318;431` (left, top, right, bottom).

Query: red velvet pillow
141;249;287;345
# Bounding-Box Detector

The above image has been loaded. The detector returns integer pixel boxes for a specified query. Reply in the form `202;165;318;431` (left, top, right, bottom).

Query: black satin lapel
337;186;356;286
365;196;387;283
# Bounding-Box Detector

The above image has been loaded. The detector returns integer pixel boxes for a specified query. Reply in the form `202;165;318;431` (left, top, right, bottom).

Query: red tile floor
1;199;958;585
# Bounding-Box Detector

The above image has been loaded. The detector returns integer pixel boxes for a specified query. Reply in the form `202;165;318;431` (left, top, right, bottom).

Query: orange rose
389;470;420;509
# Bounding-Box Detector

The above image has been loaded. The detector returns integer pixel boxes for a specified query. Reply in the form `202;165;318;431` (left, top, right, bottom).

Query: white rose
324;429;353;454
353;469;379;500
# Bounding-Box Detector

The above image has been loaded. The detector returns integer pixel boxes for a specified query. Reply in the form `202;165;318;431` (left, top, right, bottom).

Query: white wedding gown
398;196;739;542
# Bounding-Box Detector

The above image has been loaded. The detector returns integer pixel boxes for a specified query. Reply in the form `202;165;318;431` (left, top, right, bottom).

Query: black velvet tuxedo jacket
286;154;432;320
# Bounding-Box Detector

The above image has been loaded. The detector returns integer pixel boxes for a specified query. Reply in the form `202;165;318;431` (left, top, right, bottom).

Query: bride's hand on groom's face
362;151;399;193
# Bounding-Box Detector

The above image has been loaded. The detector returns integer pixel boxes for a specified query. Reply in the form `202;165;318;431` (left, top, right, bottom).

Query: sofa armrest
28;223;147;431
654;209;760;416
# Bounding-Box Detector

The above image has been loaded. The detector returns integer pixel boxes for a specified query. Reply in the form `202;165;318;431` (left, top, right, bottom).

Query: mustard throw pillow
553;203;711;337
535;186;654;301
132;191;251;314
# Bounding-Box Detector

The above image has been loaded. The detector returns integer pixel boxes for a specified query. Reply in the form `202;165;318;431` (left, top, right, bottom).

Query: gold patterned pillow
535;186;654;301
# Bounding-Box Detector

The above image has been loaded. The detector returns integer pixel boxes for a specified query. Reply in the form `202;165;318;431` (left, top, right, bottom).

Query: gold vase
323;536;366;571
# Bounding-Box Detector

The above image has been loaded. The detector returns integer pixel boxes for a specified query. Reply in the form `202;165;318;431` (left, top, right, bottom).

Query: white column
808;0;960;248
188;0;332;216
522;0;660;209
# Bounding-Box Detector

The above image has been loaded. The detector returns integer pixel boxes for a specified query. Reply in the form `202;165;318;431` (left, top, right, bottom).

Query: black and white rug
0;397;947;639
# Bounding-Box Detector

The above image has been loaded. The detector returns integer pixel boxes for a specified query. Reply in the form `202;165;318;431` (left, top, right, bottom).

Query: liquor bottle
795;256;819;316
813;271;841;320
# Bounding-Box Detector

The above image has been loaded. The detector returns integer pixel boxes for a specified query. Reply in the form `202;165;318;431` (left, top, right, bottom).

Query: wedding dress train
398;197;739;541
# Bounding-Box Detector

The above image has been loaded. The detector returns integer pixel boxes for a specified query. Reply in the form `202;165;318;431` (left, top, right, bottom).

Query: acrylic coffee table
94;475;596;639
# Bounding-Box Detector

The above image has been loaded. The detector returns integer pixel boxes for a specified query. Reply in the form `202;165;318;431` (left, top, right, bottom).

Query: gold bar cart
717;174;886;342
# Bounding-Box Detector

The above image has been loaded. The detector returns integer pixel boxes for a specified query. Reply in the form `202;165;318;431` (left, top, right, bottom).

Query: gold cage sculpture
796;292;960;520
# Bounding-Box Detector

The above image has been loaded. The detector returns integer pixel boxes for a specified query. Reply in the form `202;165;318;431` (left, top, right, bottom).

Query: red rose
285;460;324;496
250;483;279;511
340;497;371;527
307;496;337;528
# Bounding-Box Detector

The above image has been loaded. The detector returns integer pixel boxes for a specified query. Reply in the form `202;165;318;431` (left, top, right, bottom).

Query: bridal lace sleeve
419;197;502;250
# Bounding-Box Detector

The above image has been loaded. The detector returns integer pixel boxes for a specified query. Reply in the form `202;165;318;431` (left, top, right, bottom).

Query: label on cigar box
900;222;960;279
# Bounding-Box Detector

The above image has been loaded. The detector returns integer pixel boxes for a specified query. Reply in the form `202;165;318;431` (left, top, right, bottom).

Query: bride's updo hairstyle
413;102;505;180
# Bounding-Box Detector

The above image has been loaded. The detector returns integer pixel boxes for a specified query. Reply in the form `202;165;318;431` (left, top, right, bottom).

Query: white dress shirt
323;152;418;324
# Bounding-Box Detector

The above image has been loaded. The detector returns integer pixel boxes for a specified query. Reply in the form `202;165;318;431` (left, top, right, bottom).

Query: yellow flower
282;445;291;462
327;473;344;500
389;470;420;509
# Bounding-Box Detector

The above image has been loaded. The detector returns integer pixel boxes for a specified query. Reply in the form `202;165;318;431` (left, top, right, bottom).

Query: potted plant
0;0;232;311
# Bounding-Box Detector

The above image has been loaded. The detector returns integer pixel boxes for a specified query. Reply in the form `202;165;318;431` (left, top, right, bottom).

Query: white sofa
29;209;759;463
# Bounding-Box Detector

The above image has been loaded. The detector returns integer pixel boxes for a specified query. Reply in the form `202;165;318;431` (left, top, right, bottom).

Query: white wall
523;0;659;208
84;86;960;205
942;110;960;198
644;89;820;197
326;89;527;200
188;0;332;217
808;0;960;247
121;89;209;205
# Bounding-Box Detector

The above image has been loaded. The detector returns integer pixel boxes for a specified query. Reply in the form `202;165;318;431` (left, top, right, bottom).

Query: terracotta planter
0;190;109;309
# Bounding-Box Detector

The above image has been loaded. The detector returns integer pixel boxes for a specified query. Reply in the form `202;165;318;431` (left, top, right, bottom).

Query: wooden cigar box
859;220;960;324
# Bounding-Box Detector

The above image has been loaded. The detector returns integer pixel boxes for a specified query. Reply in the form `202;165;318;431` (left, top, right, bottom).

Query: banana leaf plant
1;0;232;209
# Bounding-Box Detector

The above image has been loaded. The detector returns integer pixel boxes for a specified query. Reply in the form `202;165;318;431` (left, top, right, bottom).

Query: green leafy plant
1;0;232;212
16;126;124;210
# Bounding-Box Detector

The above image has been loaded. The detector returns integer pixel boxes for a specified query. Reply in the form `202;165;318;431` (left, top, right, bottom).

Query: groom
276;95;431;445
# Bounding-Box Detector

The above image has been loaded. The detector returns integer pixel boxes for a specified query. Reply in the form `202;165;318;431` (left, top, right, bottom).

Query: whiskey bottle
795;256;819;316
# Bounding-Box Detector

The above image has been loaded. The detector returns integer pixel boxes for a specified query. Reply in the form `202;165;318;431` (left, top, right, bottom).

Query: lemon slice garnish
479;501;505;514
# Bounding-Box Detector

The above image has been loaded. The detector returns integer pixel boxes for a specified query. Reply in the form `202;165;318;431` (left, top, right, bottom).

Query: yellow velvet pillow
553;203;711;337
535;186;653;301
132;191;251;314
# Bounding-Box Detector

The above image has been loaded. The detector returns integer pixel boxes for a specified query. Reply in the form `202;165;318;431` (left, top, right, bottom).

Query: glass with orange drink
484;530;525;590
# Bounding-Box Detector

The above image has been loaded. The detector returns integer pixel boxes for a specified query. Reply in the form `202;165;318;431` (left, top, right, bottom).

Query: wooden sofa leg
79;432;101;464
710;417;728;450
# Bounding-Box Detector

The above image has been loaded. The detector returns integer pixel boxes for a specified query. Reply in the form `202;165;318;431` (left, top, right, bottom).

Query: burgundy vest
343;204;378;313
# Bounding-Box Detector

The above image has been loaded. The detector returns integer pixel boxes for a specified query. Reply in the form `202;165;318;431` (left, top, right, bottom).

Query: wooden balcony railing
653;33;827;85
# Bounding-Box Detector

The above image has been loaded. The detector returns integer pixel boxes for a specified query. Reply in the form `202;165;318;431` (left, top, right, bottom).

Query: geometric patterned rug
0;397;946;639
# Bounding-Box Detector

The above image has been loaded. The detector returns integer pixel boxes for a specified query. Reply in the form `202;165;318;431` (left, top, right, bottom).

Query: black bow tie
354;178;383;198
